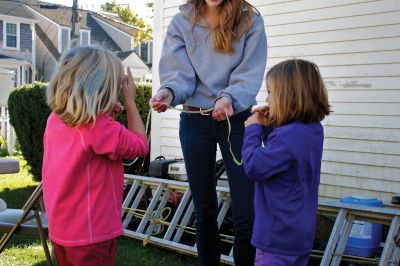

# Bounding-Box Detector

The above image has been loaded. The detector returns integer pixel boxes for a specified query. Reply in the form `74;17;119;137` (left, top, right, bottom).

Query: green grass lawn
0;157;195;266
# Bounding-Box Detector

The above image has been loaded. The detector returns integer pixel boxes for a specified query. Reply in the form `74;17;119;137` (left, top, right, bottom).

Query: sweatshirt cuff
158;86;178;106
215;92;233;106
245;123;262;132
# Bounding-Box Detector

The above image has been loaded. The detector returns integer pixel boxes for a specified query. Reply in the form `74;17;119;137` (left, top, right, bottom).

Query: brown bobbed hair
266;59;331;127
188;0;256;53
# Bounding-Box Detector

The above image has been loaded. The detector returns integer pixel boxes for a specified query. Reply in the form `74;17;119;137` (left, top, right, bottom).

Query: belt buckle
200;107;211;116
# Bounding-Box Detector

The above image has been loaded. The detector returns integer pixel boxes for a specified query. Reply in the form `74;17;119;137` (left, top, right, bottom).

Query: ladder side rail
389;234;399;266
380;216;400;266
320;208;348;265
330;215;355;266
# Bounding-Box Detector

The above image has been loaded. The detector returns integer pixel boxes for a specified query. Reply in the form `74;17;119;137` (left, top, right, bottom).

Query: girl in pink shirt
42;46;148;266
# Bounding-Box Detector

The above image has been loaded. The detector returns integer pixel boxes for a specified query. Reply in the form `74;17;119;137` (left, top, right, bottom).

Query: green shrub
8;82;152;181
13;138;22;156
0;136;9;157
116;82;152;132
8;82;50;181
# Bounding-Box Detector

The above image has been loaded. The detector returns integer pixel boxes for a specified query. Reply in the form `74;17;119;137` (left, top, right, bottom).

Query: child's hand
111;102;124;119
213;97;233;121
245;112;263;127
251;106;270;127
122;67;136;103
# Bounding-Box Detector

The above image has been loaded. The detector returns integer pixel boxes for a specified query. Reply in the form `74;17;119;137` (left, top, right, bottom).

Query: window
4;22;19;49
61;28;70;52
4;68;18;87
137;41;153;64
140;43;148;63
80;31;90;46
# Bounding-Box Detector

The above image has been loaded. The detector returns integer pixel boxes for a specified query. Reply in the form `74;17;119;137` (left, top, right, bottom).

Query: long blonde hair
189;0;256;53
266;59;331;127
47;46;123;126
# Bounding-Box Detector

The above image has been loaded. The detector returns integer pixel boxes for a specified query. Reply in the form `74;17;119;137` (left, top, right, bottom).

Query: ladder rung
137;183;166;234
123;184;148;228
163;189;191;241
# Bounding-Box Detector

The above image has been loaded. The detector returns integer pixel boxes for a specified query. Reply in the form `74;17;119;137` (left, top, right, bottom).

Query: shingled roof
90;12;138;37
26;1;91;30
25;1;138;36
0;1;36;20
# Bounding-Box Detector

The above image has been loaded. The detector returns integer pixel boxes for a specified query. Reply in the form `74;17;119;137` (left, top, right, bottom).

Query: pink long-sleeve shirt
42;113;148;246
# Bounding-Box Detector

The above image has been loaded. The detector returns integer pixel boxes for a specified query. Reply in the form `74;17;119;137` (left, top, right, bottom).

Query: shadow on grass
0;185;38;209
116;236;197;266
0;185;48;265
0;186;197;266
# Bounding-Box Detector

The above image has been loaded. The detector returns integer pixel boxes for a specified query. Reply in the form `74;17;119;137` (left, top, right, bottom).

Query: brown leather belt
183;105;213;115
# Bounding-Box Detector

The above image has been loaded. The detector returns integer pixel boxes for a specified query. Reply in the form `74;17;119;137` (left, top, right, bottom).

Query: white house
151;0;400;206
21;1;152;82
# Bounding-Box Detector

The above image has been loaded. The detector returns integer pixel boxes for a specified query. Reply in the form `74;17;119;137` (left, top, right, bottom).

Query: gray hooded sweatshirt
159;3;267;113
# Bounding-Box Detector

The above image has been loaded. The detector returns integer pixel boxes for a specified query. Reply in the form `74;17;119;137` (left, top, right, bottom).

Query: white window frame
79;29;91;46
3;20;20;50
148;40;153;64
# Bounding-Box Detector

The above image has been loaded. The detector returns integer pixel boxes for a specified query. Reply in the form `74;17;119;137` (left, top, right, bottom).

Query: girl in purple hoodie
242;59;331;266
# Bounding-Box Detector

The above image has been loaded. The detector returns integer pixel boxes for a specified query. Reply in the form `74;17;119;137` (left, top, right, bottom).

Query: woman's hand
212;97;233;121
149;88;174;113
121;67;136;103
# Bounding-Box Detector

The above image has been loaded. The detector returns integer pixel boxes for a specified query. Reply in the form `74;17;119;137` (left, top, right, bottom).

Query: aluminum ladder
319;202;400;266
122;174;235;264
122;175;400;265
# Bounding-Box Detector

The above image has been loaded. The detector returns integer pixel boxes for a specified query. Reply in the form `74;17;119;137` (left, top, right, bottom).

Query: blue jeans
179;110;255;266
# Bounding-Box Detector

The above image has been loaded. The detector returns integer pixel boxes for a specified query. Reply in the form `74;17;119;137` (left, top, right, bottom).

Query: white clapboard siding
152;0;400;206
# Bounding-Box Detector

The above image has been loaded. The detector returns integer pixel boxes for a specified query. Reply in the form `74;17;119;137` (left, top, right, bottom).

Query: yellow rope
123;207;234;245
223;108;242;166
125;105;242;166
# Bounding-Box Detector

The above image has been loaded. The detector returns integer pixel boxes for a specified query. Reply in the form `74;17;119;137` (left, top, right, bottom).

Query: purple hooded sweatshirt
242;121;324;256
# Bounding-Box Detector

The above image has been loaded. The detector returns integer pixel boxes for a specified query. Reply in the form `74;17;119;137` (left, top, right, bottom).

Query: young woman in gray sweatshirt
150;1;267;265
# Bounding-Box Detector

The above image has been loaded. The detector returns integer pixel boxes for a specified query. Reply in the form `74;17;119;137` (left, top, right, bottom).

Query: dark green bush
8;82;152;181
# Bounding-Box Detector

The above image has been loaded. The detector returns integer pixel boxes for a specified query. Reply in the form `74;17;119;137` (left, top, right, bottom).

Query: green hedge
8;82;152;181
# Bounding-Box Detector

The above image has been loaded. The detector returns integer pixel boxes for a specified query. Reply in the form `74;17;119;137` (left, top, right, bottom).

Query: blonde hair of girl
47;46;123;126
266;59;331;127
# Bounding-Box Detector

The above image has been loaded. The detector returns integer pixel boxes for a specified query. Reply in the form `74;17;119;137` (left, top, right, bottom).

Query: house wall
92;16;133;51
36;36;57;82
0;21;32;63
26;6;59;51
152;0;400;205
